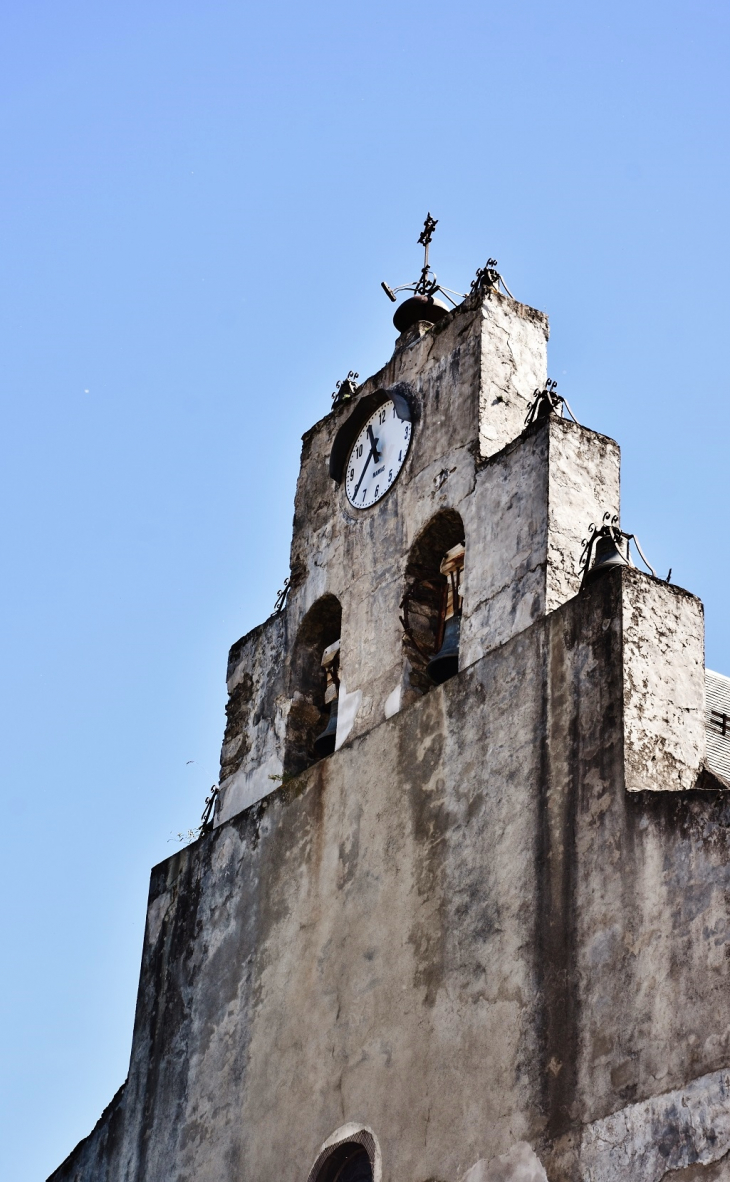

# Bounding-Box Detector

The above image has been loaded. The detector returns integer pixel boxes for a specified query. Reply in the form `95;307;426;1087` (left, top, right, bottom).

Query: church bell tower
49;223;730;1182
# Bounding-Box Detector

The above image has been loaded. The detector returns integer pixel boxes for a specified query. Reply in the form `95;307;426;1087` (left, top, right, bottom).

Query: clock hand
352;424;382;502
353;448;373;500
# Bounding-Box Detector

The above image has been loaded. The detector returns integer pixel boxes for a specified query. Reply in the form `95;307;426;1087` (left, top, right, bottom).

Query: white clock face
344;400;412;509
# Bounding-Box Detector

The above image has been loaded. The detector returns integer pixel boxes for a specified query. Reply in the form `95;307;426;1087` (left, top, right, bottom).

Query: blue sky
1;2;729;1178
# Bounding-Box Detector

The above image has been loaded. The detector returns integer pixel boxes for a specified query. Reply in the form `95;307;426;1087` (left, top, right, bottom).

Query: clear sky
1;2;729;1178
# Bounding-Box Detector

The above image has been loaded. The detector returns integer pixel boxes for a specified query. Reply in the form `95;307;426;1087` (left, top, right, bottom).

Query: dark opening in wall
284;593;342;777
401;509;465;696
316;1145;372;1182
307;1133;377;1182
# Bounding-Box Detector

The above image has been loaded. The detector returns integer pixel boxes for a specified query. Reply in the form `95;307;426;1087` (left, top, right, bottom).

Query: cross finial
381;213;464;318
417;212;438;249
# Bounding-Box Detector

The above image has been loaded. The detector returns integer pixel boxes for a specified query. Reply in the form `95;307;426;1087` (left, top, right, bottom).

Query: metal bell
427;615;460;685
585;533;631;583
313;698;338;758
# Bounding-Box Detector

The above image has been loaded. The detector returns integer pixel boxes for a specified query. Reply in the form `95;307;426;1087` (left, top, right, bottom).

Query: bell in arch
313;639;340;757
427;542;465;685
428;614;461;685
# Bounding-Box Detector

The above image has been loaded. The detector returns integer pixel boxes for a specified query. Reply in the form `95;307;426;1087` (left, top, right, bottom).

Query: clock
344;399;412;508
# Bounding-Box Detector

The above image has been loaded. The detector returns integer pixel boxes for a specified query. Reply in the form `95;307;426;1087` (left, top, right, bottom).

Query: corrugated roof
706;669;730;784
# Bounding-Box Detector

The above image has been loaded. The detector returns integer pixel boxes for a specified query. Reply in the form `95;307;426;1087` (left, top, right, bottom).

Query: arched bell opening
284;594;342;777
401;509;465;697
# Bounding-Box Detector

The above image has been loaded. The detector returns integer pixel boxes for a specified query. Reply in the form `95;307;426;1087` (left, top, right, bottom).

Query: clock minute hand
367;425;381;462
353;448;373;500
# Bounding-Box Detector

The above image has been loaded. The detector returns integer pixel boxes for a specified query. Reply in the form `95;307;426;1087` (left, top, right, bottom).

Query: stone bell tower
49;230;730;1182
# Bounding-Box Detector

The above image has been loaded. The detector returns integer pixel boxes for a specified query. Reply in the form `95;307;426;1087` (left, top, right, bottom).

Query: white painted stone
216;750;284;824
580;1067;730;1181
461;1143;548;1182
384;684;401;719
335;681;362;750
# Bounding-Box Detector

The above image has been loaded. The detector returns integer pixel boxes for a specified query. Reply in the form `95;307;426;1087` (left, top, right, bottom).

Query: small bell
581;513;657;589
313;638;340;758
313;697;339;757
427;614;461;685
426;542;465;685
584;533;631;583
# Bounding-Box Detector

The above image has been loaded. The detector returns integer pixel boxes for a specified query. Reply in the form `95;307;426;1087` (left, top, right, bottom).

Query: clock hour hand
367;425;381;463
353;448;373;501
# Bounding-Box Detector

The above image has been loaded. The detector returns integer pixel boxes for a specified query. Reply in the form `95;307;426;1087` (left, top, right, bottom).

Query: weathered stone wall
50;569;728;1182
217;399;618;832
621;576;706;793
218;292;498;820
544;421;621;613
478;290;549;457
218;613;288;805
459;418;620;671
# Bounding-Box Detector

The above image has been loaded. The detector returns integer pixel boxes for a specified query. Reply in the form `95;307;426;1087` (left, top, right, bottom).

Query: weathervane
381;214;465;332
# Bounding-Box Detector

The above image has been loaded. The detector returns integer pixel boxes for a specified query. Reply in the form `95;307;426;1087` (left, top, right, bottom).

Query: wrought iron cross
418;212;438;258
415;212;437;288
381;213;463;309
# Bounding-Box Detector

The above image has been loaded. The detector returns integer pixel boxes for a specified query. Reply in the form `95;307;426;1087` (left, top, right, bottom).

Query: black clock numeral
349;468;354;480
388;469;393;482
404;424;411;439
374;485;379;498
398;450;402;462
357;443;363;458
361;488;367;502
378;408;387;425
